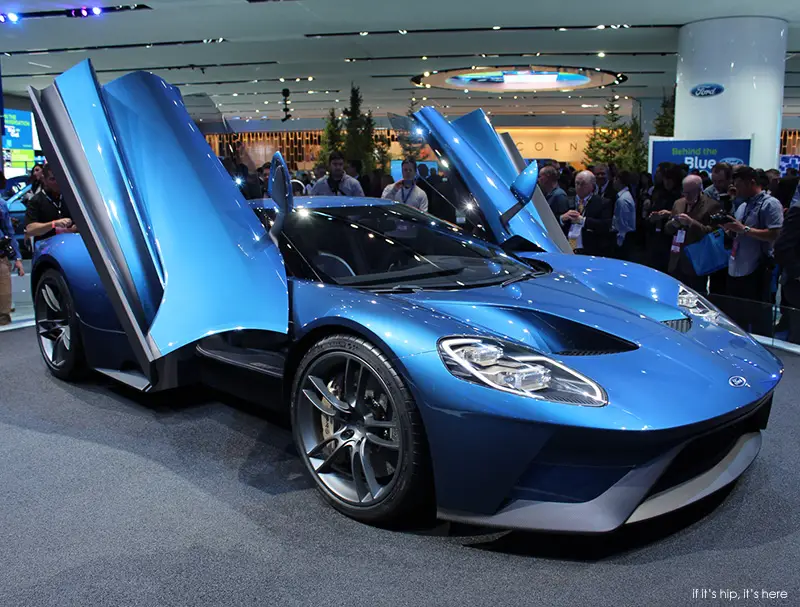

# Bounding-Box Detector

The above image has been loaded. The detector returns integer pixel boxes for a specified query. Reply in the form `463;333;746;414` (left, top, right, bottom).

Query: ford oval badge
691;83;725;98
719;157;745;165
729;376;748;388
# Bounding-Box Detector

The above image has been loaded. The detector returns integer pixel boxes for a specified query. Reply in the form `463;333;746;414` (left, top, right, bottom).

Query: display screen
447;70;590;89
3;109;40;171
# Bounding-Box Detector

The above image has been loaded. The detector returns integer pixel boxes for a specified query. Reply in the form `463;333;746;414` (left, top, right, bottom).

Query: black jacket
562;194;613;256
775;206;800;280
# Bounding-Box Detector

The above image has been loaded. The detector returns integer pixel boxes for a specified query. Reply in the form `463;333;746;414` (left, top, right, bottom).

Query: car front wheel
34;268;87;381
291;334;434;527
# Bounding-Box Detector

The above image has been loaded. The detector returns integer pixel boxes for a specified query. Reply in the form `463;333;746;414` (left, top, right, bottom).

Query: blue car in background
26;59;782;532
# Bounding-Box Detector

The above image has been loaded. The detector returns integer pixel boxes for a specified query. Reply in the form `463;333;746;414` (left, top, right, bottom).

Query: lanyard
401;186;413;204
43;191;63;214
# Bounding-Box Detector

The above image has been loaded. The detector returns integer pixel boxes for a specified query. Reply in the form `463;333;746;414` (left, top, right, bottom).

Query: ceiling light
295;78;300;82
7;12;19;23
513;96;518;99
412;97;416;101
264;101;269;104
432;70;438;74
92;7;103;15
359;31;369;36
425;83;431;88
610;24;620;29
422;97;427;101
624;96;629;100
398;29;407;35
255;109;259;113
561;110;566;114
344;58;351;62
232;93;238;96
464;89;469;93
308;76;313;81
614;94;619;99
597;52;606;58
421;56;428;60
536;52;541;57
622;24;630;28
596;25;605;30
558;27;567;32
335;99;339;102
595;68;601;71
492;25;501;30
279;77;285;82
308;90;315;94
423;71;430;77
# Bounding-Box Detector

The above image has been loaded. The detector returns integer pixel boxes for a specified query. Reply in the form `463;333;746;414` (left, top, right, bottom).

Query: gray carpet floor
0;326;798;607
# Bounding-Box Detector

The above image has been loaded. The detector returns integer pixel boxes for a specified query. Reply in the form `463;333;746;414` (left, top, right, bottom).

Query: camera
0;235;15;260
709;212;736;227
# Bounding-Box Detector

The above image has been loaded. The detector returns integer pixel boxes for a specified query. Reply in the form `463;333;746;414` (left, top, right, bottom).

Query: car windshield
281;204;540;290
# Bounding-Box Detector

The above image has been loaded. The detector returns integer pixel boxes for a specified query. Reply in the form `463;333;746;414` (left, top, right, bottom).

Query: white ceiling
3;0;800;123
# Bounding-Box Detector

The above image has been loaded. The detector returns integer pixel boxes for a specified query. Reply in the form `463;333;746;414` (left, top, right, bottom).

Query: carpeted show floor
0;327;798;607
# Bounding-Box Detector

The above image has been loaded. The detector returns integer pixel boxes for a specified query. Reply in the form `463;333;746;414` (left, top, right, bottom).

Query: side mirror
267;152;293;245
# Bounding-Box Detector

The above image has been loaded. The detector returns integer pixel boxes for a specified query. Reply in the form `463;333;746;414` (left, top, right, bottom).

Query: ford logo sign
719;157;745;165
729;376;748;388
691;83;725;98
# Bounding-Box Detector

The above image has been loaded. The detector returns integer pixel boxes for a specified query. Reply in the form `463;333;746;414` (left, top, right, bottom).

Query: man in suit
663;174;722;294
560;170;613;257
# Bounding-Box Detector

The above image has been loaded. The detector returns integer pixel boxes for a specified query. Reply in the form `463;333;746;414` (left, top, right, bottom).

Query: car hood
388;256;783;427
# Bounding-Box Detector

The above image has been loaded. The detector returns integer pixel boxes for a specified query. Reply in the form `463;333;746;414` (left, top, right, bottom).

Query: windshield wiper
500;270;541;287
367;284;425;293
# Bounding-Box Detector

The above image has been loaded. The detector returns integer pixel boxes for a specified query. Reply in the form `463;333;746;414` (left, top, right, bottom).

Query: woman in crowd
23;163;45;203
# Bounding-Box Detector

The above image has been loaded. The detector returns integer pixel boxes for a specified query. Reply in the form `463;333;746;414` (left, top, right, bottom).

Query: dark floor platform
1;327;798;606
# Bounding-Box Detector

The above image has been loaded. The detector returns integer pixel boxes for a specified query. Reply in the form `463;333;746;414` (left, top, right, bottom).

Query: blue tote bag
684;229;730;276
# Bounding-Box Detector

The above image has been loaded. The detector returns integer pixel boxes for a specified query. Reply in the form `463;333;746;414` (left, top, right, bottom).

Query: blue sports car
26;60;782;531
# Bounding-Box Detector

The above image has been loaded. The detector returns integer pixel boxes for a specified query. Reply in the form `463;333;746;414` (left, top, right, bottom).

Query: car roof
249;195;395;212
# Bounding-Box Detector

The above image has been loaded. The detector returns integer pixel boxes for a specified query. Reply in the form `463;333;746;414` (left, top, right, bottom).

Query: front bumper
437;393;771;533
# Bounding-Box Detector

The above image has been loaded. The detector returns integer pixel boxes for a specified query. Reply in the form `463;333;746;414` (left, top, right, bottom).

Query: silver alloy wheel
36;282;71;368
296;352;402;506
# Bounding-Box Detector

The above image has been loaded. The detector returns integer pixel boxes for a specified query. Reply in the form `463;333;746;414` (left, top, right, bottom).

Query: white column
674;17;788;169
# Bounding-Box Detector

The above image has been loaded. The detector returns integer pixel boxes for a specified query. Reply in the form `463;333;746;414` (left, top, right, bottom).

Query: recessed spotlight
421;56;428;60
344;58;351;62
513;95;518;99
412;97;416;101
595;68;601;71
279;77;285;82
92;7;102;16
492;25;501;30
596;25;606;30
398;29;407;35
295;78;300;82
622;24;630;28
232;93;238;96
359;31;369;36
624;96;629;99
425;83;431;88
432;70;438;74
264;101;269;104
255;109;260;113
423;71;430;77
335;99;339;102
464;89;469;93
308;90;315;94
597;52;606;58
7;12;19;23
422;97;427;101
558;27;567;31
614;94;620;99
610;24;620;29
308;76;314;81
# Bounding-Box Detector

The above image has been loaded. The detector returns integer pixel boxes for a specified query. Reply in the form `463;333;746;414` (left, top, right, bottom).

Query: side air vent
662;317;693;333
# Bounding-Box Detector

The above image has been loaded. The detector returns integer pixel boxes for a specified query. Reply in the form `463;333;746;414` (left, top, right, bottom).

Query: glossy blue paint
99;67;289;352
414;106;558;252
451;109;519;186
510;160;539;203
55;61;164;327
35;62;784;531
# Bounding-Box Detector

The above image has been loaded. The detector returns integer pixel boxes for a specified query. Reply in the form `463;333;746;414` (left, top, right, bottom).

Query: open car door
390;108;571;254
29;60;288;388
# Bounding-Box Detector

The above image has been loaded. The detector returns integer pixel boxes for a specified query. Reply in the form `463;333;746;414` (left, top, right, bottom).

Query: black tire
291;334;434;527
34;268;87;381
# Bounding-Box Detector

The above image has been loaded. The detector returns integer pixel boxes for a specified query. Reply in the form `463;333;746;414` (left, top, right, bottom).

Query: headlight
678;285;747;336
438;337;607;406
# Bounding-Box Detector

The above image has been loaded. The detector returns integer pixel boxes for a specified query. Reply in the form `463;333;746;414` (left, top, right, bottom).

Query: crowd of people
6;152;800;341
540;160;800;339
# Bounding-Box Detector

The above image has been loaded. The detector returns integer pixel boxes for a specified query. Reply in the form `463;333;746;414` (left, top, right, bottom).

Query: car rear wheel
291;334;434;526
34;269;86;381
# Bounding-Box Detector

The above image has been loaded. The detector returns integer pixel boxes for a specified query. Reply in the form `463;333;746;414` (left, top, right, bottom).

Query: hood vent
662;317;693;333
